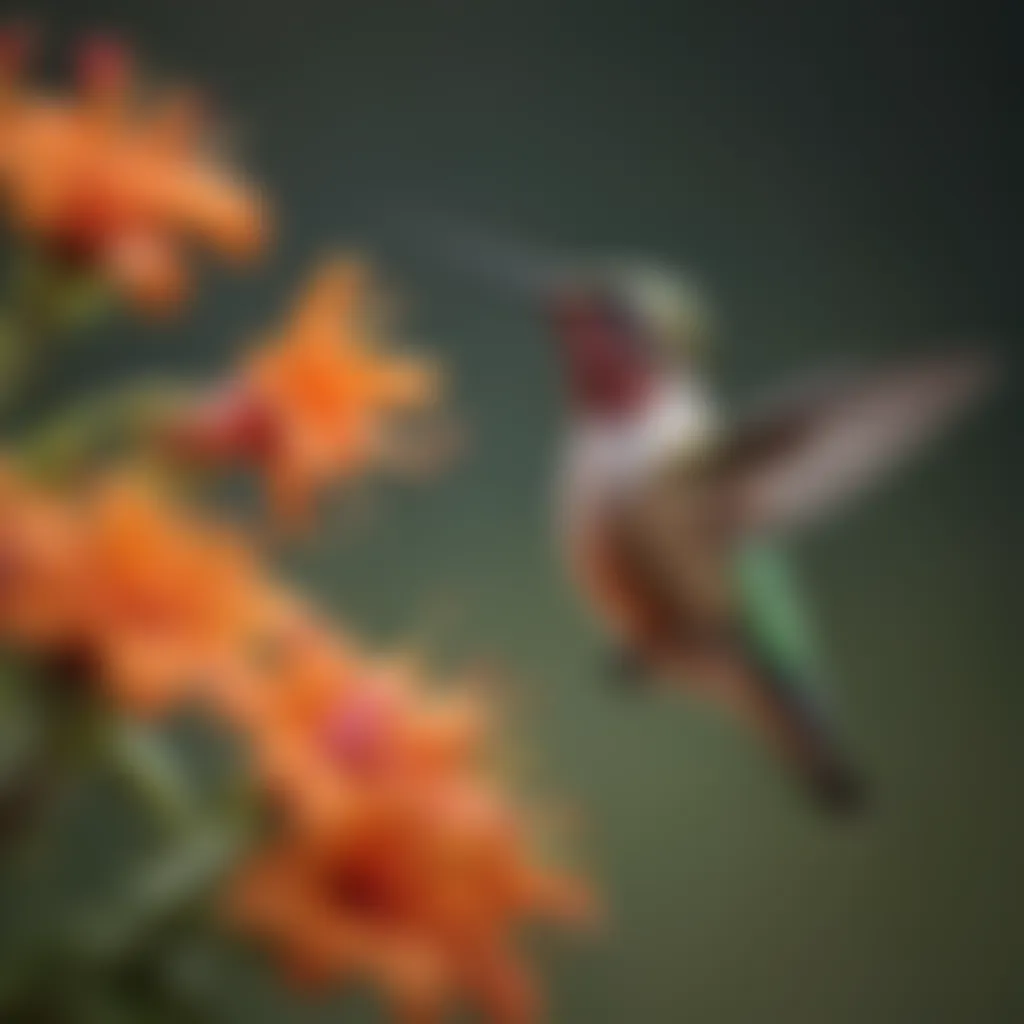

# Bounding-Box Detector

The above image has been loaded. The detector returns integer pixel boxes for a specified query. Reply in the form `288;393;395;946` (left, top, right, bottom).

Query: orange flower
243;636;494;837
230;776;591;1022
226;637;594;1023
63;474;285;713
0;30;268;312
0;466;286;714
170;260;445;525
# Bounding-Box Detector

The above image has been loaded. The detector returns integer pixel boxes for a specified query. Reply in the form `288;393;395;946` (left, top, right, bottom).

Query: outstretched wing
714;349;997;536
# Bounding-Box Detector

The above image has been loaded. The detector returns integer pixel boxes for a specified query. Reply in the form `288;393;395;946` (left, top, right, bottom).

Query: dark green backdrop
26;1;1024;1021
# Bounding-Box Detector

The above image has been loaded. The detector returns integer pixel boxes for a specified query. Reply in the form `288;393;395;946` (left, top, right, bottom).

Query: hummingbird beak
405;211;568;302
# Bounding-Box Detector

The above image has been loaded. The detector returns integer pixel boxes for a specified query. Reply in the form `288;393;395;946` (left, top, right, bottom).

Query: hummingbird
419;220;997;813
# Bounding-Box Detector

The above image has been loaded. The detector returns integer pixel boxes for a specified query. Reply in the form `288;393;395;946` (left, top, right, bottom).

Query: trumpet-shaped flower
0;29;268;312
64;474;284;713
228;639;593;1023
170;260;445;525
0;467;284;713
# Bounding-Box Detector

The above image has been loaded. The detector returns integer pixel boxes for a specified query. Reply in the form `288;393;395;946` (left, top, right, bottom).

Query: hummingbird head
548;261;715;419
410;214;714;416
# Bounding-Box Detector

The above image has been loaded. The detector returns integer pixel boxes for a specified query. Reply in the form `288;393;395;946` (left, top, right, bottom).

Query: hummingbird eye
596;292;649;359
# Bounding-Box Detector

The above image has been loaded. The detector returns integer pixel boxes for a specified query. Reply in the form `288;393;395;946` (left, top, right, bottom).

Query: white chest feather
558;383;720;530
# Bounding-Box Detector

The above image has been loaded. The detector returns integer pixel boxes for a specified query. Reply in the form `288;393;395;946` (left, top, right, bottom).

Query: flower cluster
0;31;592;1023
0;464;592;1020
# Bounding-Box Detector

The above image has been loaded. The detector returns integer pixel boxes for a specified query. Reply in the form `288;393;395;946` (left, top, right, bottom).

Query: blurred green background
22;1;1024;1021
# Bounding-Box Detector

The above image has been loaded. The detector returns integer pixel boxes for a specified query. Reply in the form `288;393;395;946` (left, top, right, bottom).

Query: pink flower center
322;691;394;778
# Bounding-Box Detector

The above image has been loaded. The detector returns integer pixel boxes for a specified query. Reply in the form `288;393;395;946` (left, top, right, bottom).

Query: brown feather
714;349;997;534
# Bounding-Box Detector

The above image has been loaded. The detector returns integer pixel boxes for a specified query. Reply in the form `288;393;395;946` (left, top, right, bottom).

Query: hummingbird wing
712;349;997;536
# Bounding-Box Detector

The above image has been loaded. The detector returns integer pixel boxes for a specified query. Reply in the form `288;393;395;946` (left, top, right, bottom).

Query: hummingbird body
558;377;730;663
558;370;862;807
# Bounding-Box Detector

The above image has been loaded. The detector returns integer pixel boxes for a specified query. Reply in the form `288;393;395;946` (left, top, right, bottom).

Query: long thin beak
401;211;569;302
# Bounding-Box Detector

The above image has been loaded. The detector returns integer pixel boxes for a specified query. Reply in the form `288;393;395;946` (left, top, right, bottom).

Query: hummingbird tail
726;646;868;816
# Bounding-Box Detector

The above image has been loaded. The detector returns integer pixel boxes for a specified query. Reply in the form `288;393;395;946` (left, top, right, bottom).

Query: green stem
15;380;188;481
96;718;199;841
67;818;251;965
0;673;196;855
0;708;256;1016
0;248;113;415
0;660;86;854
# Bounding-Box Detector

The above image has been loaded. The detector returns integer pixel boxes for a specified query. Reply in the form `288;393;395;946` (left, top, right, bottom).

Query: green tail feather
735;542;823;694
734;544;865;813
